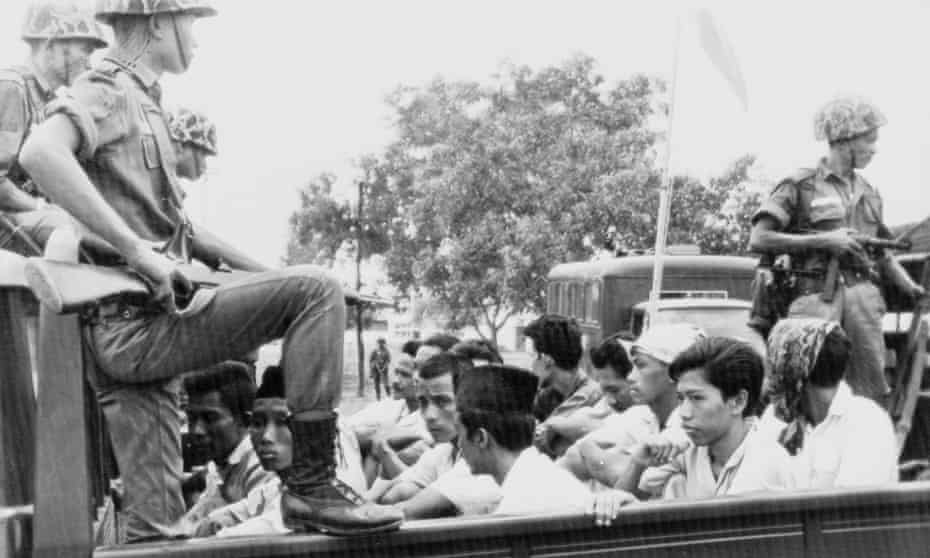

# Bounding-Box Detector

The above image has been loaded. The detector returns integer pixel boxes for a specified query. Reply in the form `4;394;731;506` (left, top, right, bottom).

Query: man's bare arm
20;115;143;257
20;115;184;300
397;486;455;520
191;222;269;272
750;216;868;260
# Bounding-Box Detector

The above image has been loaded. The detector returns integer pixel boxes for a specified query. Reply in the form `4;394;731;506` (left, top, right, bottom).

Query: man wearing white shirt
455;364;592;516
561;324;705;491
762;318;897;489
370;353;501;517
635;338;794;499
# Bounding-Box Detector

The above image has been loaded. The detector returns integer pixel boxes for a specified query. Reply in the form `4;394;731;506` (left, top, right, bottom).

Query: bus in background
546;253;757;347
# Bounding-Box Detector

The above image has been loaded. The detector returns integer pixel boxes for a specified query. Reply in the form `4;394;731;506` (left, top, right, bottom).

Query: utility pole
355;180;366;397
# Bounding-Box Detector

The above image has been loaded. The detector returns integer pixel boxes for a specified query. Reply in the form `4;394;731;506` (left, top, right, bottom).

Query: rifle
819;233;912;303
23;258;366;315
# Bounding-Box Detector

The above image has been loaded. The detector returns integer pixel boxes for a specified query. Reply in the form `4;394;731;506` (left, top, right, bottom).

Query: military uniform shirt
0;62;54;196
46;57;188;242
752;158;886;273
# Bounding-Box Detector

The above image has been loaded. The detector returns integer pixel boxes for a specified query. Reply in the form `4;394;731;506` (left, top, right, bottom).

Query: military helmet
813;96;887;143
22;1;109;48
168;107;217;155
94;0;217;24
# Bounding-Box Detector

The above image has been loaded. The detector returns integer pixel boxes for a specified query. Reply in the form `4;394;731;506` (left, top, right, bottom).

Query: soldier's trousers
85;265;345;542
787;281;888;402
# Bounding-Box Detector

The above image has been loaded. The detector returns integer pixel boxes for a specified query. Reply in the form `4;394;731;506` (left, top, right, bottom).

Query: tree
284;54;766;345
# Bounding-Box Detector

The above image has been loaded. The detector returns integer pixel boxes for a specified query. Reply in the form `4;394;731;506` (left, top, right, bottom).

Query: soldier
0;0;108;255
167;106;216;181
749;96;924;404
20;0;402;541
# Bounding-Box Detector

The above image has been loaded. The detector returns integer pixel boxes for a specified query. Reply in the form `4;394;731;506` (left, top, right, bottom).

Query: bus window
547;282;560;314
590;281;600;324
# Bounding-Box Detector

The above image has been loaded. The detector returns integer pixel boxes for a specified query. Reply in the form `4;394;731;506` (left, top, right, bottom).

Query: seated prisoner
370;353;502;517
550;336;635;453
635;337;794;499
349;353;432;486
761;317;897;488
180;362;276;529
525;315;603;458
561;324;704;491
193;366;367;537
456;364;593;516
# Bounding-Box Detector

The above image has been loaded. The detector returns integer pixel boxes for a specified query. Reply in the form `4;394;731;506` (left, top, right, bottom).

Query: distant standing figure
370;338;392;400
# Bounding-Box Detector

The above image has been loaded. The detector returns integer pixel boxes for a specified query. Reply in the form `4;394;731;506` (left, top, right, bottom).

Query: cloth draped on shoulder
766;317;841;455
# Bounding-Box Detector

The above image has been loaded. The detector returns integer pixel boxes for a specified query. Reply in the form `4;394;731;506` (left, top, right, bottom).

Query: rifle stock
24;259;366;315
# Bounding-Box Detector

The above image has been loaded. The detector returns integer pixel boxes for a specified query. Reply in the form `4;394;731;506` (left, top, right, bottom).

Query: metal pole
649;14;683;311
356;181;366;398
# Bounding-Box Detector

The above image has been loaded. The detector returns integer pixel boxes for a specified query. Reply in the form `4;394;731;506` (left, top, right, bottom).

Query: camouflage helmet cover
813;96;887;143
168;107;217;155
22;1;109;48
94;0;217;24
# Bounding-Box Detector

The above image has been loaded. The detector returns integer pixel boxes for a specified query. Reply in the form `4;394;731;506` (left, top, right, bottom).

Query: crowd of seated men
166;313;900;539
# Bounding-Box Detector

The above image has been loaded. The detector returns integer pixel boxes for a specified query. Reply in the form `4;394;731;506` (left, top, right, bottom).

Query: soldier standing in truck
749;96;923;404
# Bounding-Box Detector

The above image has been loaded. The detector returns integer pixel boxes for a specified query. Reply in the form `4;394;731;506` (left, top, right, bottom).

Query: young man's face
676;368;742;447
628;351;673;405
418;373;457;443
392;361;417;400
593;365;633;412
186;390;244;464
248;398;293;472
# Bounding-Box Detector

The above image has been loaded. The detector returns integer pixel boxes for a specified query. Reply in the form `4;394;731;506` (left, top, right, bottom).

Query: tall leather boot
280;413;403;535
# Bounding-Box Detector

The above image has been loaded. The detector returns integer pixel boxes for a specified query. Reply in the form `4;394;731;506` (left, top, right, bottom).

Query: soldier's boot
280;413;403;536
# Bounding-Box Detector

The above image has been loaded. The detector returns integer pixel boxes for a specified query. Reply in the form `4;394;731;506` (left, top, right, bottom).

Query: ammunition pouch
748;265;794;339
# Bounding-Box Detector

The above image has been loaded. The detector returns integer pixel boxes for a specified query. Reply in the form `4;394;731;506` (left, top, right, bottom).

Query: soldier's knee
285;264;344;304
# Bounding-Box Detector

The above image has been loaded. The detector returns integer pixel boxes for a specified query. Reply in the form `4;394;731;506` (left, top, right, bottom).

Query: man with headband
762;317;896;488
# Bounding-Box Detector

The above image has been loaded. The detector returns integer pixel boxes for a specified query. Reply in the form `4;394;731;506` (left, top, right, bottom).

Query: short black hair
523;314;582;370
669;337;764;417
256;365;285;400
449;339;503;364
418;352;474;390
401;340;422;357
184;361;255;425
589;337;633;379
458;408;534;452
808;327;851;387
423;333;461;352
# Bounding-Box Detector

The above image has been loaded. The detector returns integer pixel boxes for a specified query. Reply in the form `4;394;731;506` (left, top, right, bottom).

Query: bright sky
2;0;928;276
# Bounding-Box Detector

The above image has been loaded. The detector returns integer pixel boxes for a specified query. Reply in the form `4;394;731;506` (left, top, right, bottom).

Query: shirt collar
25;60;53;97
816;157;865;190
825;381;854;419
712;418;757;474
223;435;253;468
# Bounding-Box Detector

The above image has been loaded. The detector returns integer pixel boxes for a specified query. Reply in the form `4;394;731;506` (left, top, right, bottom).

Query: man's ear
476;427;491;449
728;389;749;416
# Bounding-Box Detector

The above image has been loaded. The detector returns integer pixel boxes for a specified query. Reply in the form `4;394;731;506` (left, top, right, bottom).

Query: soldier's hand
127;245;194;312
820;228;867;259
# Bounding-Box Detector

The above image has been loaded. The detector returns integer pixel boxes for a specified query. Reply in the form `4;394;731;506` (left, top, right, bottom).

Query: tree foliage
286;54;764;342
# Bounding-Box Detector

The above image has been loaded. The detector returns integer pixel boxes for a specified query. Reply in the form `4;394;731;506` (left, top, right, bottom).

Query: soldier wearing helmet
749;95;922;405
0;0;108;255
168;106;216;181
19;0;402;542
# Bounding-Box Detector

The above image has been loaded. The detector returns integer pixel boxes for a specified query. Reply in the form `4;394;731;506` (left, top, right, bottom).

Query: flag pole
649;13;683;311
